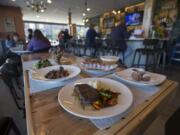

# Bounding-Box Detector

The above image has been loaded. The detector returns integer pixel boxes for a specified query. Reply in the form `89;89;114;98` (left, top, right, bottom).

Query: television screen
125;12;143;26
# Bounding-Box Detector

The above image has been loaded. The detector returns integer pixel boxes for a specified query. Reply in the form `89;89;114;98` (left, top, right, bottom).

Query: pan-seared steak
74;84;100;105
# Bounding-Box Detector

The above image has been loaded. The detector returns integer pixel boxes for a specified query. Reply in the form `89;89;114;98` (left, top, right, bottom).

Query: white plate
29;65;81;83
114;68;167;86
82;68;116;76
10;47;31;54
100;56;119;63
81;64;118;76
58;78;133;119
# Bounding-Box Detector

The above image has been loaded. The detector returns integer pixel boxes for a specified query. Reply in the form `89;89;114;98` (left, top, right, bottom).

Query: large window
76;26;88;38
24;22;68;41
24;22;87;41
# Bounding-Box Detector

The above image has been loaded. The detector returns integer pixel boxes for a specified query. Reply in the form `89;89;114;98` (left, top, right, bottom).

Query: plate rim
29;65;81;82
113;68;167;86
58;78;133;119
100;56;119;62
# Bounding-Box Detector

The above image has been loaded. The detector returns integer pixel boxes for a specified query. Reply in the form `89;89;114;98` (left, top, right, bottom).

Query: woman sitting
27;29;50;52
5;35;15;49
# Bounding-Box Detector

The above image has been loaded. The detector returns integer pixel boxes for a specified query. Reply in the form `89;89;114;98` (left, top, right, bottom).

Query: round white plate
58;78;133;119
114;68;167;86
100;56;119;63
29;65;81;83
82;68;116;76
10;47;31;54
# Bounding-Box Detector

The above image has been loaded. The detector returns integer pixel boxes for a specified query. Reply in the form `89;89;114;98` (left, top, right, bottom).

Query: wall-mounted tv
125;11;144;26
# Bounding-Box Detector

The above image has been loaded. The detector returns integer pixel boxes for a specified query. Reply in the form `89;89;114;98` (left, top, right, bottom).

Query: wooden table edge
24;70;35;135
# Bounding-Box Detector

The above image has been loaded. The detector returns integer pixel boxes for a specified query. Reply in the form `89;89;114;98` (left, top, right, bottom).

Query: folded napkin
90;107;132;130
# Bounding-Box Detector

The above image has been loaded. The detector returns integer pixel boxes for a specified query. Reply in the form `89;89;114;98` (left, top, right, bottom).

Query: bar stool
104;39;125;63
0;117;21;135
112;40;126;63
132;39;166;71
104;38;113;55
93;39;103;57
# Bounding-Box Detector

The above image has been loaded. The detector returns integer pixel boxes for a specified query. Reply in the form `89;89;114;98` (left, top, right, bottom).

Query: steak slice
74;84;100;105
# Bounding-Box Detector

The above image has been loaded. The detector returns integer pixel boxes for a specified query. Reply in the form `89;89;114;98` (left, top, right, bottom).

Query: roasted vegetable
34;59;52;69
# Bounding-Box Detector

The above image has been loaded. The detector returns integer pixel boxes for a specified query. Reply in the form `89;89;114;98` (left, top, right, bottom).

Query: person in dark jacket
111;19;128;62
111;19;128;51
63;29;72;43
84;24;100;56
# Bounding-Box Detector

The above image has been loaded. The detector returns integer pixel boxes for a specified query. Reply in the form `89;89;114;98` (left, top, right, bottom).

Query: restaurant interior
0;0;180;135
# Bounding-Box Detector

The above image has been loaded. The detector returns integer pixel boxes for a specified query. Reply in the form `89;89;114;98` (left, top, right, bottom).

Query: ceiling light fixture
26;0;52;13
40;9;45;12
86;8;91;12
82;13;86;16
85;0;91;12
82;17;89;24
85;19;89;22
112;10;117;15
82;0;90;22
11;0;16;1
47;0;52;4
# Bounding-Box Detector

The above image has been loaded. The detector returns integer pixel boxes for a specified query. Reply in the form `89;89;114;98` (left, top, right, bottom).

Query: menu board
3;17;16;32
103;17;115;29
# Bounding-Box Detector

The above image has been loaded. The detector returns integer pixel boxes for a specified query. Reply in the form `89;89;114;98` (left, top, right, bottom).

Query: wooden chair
0;61;25;116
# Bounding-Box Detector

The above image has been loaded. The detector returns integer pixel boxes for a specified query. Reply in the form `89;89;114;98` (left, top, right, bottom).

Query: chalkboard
103;17;115;29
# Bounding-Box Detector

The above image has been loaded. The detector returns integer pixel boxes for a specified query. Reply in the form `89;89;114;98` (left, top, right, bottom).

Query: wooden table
22;52;178;135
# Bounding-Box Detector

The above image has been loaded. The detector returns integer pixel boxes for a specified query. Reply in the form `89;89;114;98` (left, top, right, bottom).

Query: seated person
27;29;50;52
12;32;24;45
5;35;15;49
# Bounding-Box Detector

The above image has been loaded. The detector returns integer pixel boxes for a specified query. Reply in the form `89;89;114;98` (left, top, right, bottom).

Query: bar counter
74;38;170;67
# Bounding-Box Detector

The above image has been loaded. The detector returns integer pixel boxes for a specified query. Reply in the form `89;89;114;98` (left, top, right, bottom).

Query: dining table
21;52;178;135
10;46;32;55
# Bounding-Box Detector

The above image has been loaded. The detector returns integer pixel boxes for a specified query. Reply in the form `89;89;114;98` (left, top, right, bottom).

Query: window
24;22;87;41
24;22;68;41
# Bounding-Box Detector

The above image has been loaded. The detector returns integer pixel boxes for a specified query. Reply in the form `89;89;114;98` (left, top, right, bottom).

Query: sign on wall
3;17;16;32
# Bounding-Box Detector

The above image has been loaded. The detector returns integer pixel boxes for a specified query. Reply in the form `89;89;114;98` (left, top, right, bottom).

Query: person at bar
84;24;100;56
27;29;50;52
63;29;72;43
58;30;65;49
110;18;128;61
